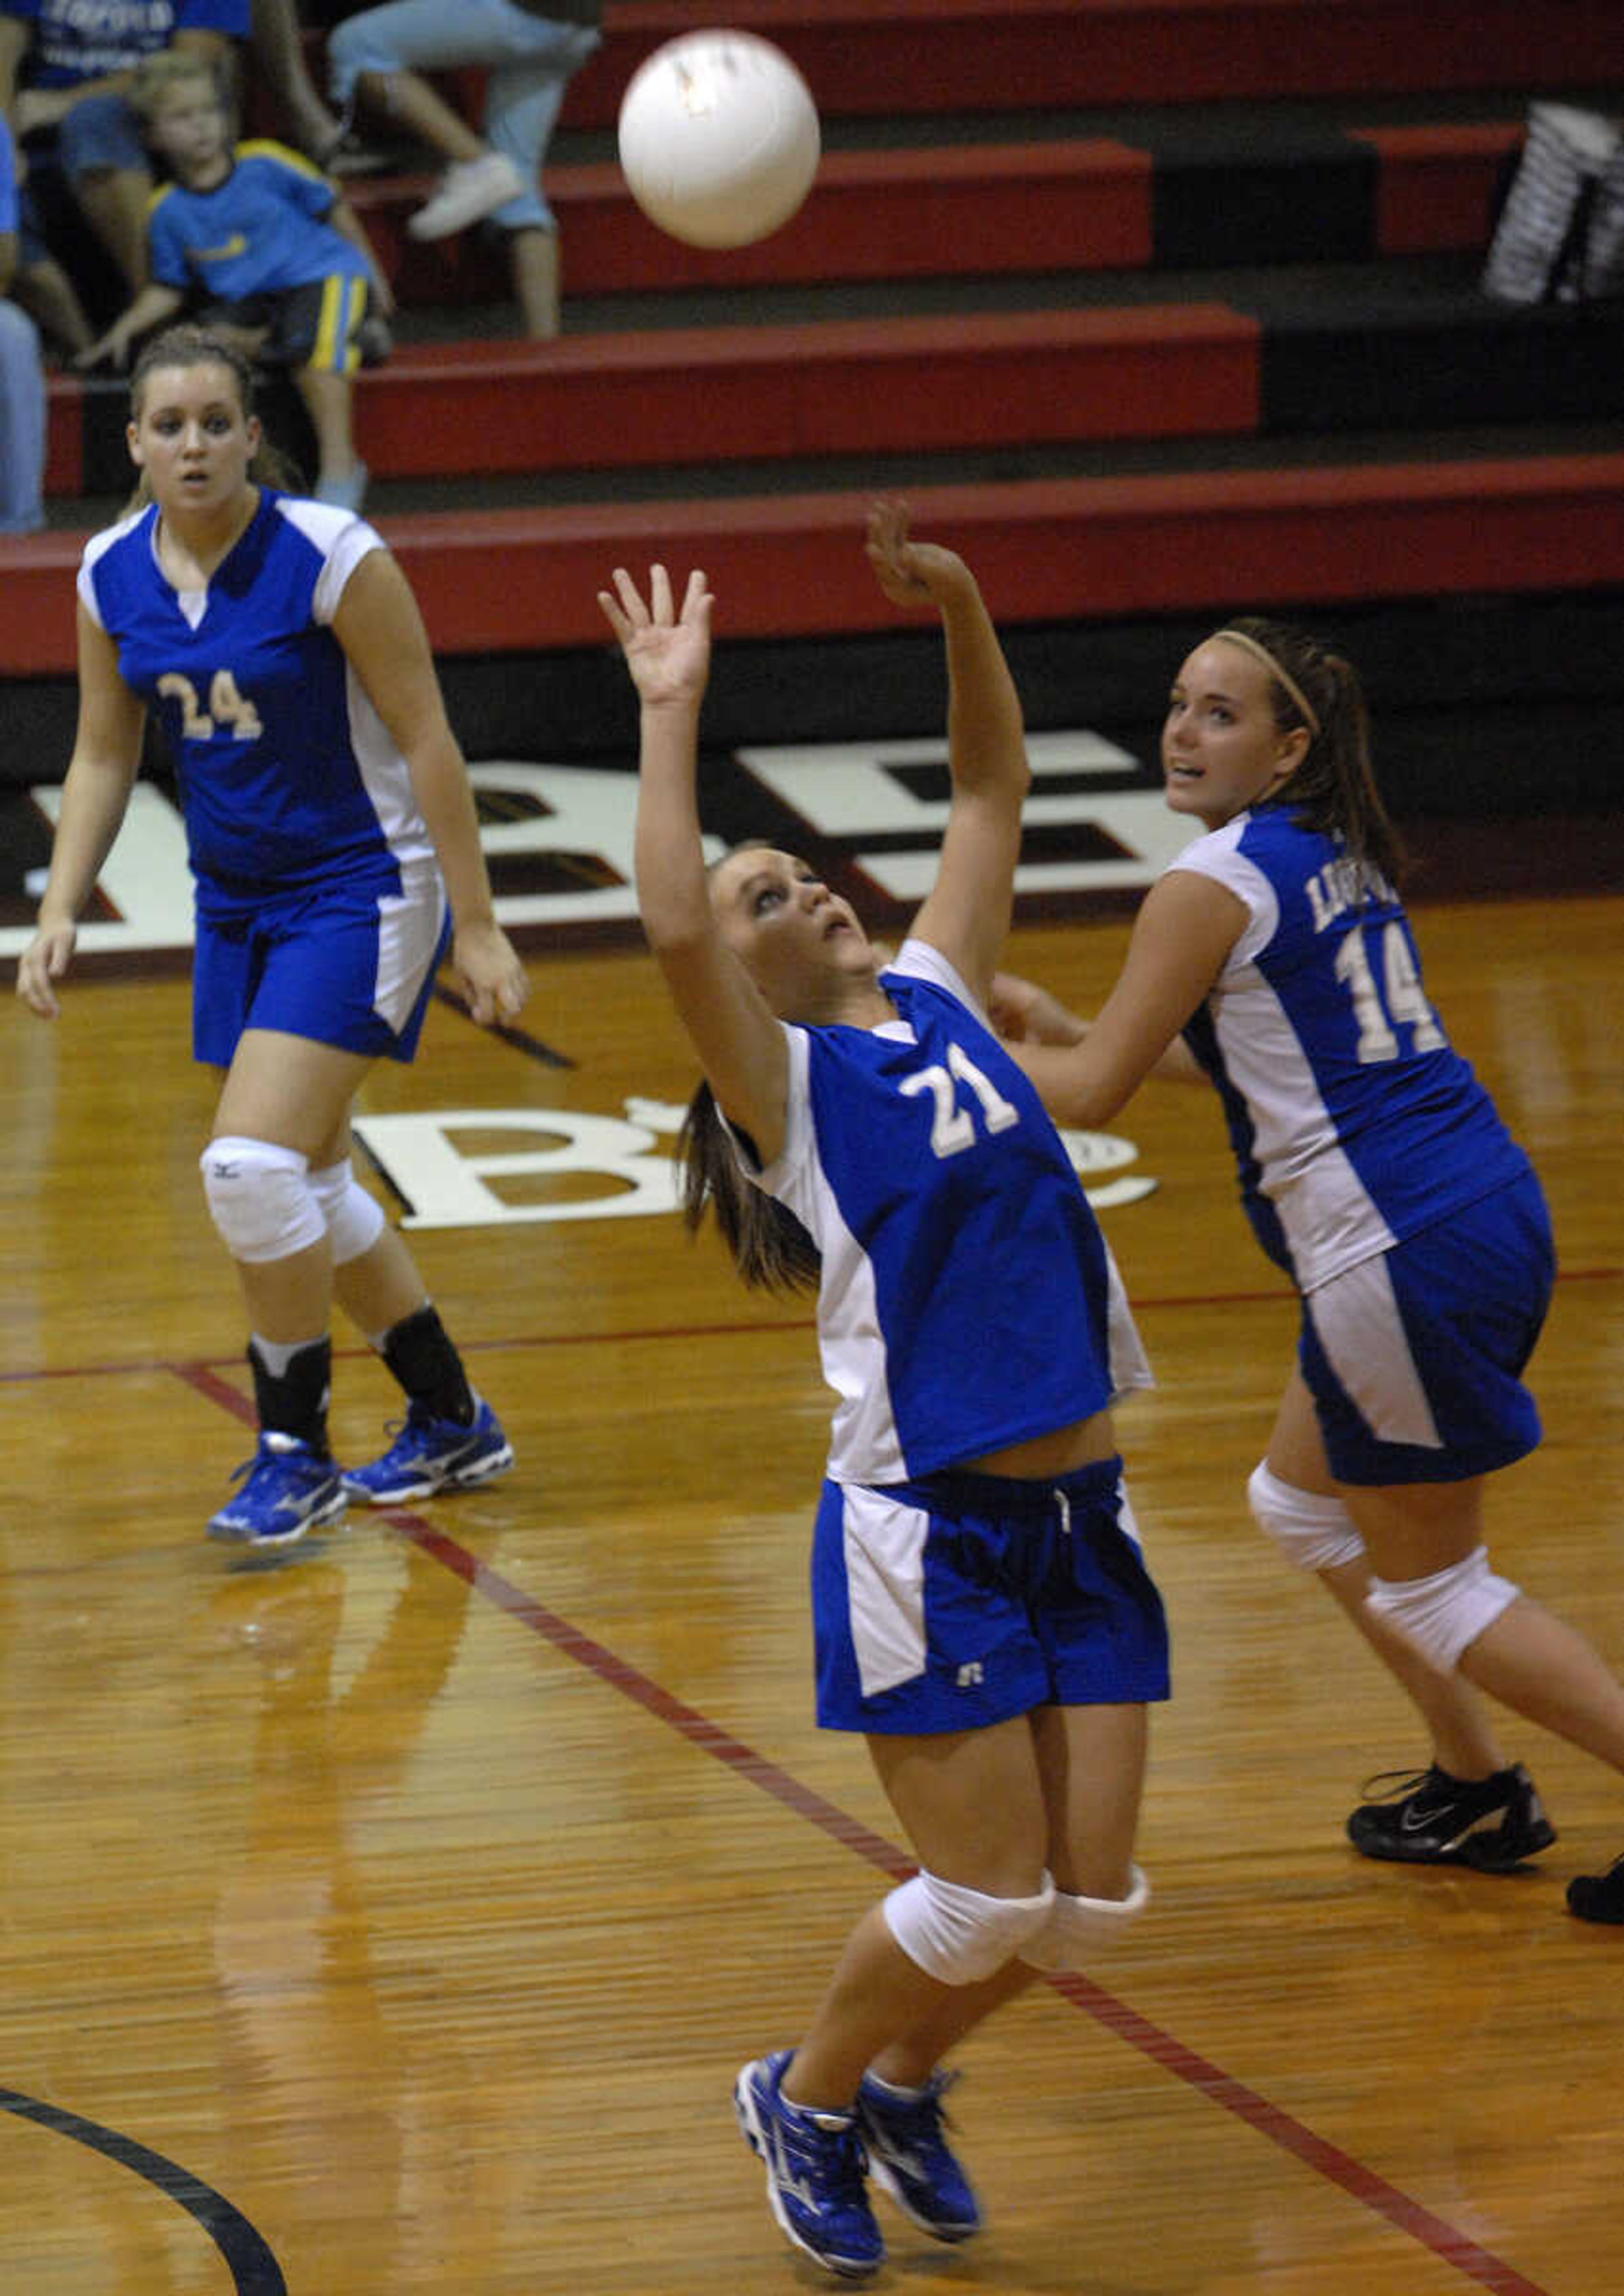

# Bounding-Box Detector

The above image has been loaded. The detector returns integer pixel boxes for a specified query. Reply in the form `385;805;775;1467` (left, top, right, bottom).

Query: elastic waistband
879;1454;1124;1519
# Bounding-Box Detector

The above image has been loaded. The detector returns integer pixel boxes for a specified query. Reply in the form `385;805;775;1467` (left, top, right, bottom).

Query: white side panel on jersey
758;1024;905;1486
342;661;438;873
76;510;144;624
1173;827;1399;1291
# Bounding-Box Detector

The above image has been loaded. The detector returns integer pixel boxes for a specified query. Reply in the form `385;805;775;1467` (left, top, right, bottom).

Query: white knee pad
883;1868;1055;1986
308;1158;387;1266
1019;1865;1150;1973
1366;1546;1521;1672
200;1136;326;1265
1247;1462;1365;1571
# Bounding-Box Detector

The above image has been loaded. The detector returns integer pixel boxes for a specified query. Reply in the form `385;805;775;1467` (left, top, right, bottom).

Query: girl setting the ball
601;504;1166;2278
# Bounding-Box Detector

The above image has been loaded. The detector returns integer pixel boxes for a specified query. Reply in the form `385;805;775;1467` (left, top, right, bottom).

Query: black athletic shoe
1346;1762;1556;1870
1566;1854;1624;1925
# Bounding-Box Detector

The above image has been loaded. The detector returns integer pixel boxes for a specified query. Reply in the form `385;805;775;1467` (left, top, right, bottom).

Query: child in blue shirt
0;0;247;342
80;48;388;507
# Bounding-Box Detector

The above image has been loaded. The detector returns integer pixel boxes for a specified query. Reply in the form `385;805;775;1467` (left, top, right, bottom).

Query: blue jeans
328;0;600;232
0;298;46;534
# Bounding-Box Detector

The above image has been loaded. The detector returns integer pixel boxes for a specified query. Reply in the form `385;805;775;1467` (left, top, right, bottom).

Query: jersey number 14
1334;920;1445;1063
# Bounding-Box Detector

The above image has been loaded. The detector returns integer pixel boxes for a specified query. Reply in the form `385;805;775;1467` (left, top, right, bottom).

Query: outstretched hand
864;498;975;610
598;564;713;709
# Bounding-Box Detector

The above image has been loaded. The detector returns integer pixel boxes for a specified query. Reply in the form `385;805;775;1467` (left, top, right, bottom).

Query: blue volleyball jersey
78;492;436;918
1169;807;1532;1291
752;939;1151;1485
149;143;370;302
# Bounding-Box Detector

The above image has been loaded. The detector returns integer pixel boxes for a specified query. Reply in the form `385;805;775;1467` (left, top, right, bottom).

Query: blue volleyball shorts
813;1454;1171;1735
192;868;449;1068
1299;1170;1554;1486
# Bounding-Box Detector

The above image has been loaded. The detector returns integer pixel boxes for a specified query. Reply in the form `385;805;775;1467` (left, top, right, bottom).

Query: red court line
2;1260;1616;1392
139;1354;1562;2290
394;1518;1552;2296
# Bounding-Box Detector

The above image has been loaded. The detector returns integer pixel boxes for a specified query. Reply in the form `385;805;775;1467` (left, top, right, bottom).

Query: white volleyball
617;30;821;250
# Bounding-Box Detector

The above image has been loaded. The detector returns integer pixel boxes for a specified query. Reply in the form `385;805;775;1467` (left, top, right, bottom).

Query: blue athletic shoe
734;2052;883;2280
342;1398;514;1505
856;2068;981;2242
208;1433;347;1547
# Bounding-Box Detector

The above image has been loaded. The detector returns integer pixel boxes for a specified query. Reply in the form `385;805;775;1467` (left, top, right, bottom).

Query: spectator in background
0;109;46;530
326;0;600;337
76;49;386;507
243;0;387;174
0;0;249;344
247;0;345;165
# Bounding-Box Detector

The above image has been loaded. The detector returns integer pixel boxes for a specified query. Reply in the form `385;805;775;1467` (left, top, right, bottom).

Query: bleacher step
558;1;1623;124
351;113;1525;307
10;448;1624;674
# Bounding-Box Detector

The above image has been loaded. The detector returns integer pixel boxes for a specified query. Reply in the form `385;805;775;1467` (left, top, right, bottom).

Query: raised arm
997;868;1250;1128
598;562;790;1165
990;968;1208;1085
329;547;528;1025
15;606;147;1018
866;502;1028;1002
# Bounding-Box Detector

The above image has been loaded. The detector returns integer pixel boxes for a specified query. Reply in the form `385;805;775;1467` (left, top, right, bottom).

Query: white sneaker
407;152;527;240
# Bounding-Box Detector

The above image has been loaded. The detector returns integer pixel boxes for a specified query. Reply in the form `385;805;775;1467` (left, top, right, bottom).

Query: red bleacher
8;0;1624;691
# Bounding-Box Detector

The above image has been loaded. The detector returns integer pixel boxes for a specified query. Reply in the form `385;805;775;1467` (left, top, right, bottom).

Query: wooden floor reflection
2;891;1621;2295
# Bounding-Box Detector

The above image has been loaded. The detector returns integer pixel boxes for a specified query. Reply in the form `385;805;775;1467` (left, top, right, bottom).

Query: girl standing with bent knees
601;505;1166;2280
992;615;1624;1926
17;324;525;1546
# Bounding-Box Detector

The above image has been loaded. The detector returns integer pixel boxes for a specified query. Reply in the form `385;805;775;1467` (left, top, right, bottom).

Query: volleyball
617;30;821;250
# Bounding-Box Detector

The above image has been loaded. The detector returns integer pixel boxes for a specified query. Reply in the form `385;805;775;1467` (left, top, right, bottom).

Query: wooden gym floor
1;881;1621;2295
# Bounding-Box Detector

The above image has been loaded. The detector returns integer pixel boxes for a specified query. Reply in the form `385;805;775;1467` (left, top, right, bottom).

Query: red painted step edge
1352;123;1524;257
562;0;1623;124
8;454;1624;672
44;305;1259;495
351;306;1261;474
359;143;1156;302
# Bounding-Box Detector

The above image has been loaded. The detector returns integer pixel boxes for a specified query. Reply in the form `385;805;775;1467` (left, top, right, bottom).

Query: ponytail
677;1081;820;1295
1221;614;1408;890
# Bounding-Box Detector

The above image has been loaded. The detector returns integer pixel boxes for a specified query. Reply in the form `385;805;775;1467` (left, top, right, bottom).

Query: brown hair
124;324;305;508
1217;613;1408;889
677;1083;820;1294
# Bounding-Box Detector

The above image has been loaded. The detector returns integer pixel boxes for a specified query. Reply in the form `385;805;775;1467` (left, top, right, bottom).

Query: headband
1211;628;1321;737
